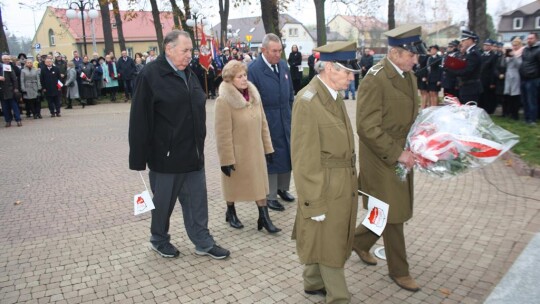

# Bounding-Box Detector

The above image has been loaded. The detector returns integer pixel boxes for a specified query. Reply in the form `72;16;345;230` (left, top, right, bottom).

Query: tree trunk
183;0;194;44
148;0;164;54
169;0;181;29
261;0;280;38
388;0;395;30
468;0;488;42
98;0;114;55
0;8;9;54
219;0;230;48
111;0;126;52
314;0;326;46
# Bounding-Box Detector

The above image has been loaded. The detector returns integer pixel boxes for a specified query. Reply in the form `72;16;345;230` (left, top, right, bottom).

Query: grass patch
491;116;540;166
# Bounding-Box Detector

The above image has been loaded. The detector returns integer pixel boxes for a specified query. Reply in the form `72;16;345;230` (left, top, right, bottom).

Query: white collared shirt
387;58;405;78
261;53;278;73
317;75;339;100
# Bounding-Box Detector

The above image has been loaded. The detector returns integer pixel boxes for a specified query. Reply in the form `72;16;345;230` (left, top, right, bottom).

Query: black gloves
221;165;235;177
265;153;274;164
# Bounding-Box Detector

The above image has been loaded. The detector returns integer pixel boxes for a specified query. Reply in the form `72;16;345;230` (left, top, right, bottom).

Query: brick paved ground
1;100;539;304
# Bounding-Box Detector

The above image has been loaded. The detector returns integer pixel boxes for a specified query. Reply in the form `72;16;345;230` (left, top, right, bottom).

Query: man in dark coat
447;30;482;104
359;48;374;78
479;39;498;113
40;58;62;117
0;56;22;127
441;40;460;97
116;50;137;102
189;50;206;95
519;32;540;125
248;33;295;212
307;49;316;81
54;53;68;107
129;30;230;260
287;44;303;94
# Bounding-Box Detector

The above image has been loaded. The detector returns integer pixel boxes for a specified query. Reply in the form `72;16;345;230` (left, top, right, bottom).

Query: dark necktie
271;64;279;77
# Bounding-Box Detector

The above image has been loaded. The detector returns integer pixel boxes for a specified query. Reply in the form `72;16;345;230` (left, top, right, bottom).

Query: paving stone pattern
1;101;539;304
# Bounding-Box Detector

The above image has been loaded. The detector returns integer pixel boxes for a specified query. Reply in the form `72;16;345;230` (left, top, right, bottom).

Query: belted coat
291;76;358;268
248;56;294;174
356;57;419;224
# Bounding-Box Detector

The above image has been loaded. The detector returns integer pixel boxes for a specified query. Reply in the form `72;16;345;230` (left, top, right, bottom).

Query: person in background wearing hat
447;30;482;104
519;32;540;125
291;41;360;303
353;24;424;292
221;47;230;66
441;40;461;97
248;33;295;212
479;39;498;113
426;45;443;107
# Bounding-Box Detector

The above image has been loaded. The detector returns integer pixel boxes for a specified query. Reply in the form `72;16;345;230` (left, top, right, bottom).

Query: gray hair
262;33;281;48
314;60;344;74
163;30;191;50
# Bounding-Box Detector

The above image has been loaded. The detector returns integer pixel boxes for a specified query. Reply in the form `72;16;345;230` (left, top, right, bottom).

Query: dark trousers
504;95;521;120
354;223;409;277
1;98;21;122
479;87;497;114
123;79;133;99
520;78;540;123
29;98;41;117
23;98;33;116
148;169;215;251
45;95;61;115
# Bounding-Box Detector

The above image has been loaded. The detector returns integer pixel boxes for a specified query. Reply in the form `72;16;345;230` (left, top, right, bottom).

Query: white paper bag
133;190;155;215
360;192;389;236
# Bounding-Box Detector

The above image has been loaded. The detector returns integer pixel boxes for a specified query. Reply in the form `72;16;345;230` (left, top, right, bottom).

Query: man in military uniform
291;41;360;303
352;24;425;292
479;39;498;113
441;40;460;97
447;30;482;104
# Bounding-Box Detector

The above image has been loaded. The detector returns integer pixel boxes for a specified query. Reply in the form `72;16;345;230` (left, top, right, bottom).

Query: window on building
149;46;158;55
513;17;523;30
288;28;298;37
112;23;117;29
127;47;133;57
48;29;55;46
536;16;540;29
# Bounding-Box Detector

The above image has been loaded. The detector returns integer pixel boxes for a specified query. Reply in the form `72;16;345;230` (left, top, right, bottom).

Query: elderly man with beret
291;41;360;303
353;24;426;292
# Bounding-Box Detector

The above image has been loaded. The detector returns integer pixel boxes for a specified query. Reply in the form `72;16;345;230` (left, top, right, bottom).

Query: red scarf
241;89;250;102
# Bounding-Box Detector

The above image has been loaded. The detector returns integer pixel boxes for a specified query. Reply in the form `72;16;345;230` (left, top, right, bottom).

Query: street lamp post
66;0;99;56
18;2;39;55
186;5;207;50
226;24;239;48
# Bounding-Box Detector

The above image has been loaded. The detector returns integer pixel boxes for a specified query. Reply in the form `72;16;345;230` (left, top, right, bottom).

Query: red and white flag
359;190;389;236
80;72;87;79
57;80;64;90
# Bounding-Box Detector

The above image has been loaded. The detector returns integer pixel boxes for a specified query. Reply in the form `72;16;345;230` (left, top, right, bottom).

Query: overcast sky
2;0;534;40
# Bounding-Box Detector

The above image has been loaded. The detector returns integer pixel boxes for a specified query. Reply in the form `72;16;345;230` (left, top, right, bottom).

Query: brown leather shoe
390;275;420;292
352;246;377;266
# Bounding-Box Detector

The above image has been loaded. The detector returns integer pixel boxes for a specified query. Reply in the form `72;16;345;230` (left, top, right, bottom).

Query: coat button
304;201;310;206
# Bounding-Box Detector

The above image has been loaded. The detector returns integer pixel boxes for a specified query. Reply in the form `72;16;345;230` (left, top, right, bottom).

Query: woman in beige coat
214;60;280;233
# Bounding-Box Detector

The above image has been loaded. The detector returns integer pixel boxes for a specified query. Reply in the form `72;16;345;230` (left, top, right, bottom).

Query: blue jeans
1;98;21;122
520;78;540;123
148;169;215;252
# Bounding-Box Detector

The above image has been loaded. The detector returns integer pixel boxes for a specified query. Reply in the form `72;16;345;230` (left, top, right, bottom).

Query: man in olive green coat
353;25;426;292
291;41;360;303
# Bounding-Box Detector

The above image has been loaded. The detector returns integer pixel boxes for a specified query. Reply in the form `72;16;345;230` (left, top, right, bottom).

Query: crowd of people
0;49;151;127
416;30;540;125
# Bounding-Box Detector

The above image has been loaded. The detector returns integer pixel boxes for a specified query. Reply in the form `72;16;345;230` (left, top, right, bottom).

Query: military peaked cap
313;41;361;73
460;30;478;41
384;24;427;54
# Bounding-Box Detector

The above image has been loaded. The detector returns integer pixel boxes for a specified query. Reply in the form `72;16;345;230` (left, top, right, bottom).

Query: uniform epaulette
367;64;384;76
300;87;317;101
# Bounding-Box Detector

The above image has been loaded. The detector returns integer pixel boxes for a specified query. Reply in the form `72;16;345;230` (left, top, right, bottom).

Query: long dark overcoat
357;57;419;224
248;56;294;174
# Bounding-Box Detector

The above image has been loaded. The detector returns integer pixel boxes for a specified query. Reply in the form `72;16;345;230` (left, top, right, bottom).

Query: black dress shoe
267;199;285;211
305;288;327;296
277;190;295;202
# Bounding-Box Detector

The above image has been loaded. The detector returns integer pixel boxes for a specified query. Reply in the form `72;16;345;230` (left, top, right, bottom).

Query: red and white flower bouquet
397;97;519;180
